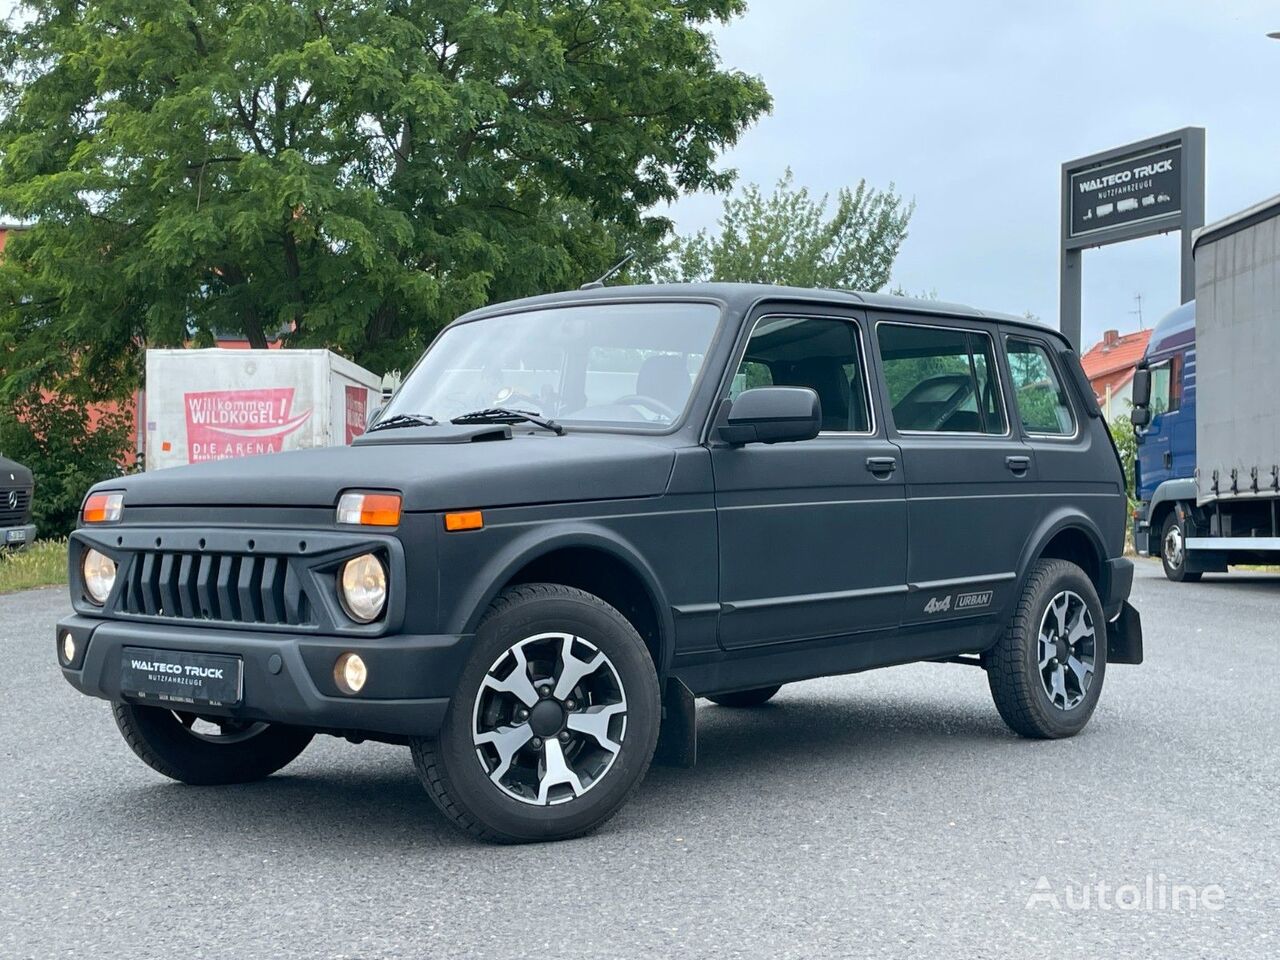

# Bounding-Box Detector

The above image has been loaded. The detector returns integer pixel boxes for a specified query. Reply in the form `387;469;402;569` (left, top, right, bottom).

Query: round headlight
82;549;117;605
339;553;387;623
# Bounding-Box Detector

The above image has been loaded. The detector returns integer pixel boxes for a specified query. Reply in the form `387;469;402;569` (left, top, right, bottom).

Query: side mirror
717;387;821;445
1131;367;1151;408
366;404;384;428
1130;406;1150;427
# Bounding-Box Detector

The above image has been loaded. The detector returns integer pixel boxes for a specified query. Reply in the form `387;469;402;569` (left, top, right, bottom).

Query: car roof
453;282;1066;342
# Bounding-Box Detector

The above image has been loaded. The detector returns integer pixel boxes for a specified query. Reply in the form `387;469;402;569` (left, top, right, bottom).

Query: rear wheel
707;685;782;708
1160;511;1202;582
986;559;1107;739
411;583;661;843
112;702;313;785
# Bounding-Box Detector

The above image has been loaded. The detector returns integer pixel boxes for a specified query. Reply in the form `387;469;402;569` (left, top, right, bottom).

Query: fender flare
1014;508;1112;604
1146;477;1198;529
444;523;677;677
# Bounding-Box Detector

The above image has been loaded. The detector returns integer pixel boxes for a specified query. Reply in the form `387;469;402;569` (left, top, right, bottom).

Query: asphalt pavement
2;560;1278;959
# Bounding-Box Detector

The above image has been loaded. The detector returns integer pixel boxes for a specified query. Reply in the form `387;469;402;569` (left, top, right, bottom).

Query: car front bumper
2;523;37;548
57;614;472;739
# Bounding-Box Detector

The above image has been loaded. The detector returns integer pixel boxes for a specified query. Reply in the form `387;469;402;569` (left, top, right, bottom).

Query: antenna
580;252;635;290
1130;293;1144;329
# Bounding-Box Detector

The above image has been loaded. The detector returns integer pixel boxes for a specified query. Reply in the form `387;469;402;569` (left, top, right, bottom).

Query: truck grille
0;487;31;526
117;551;314;626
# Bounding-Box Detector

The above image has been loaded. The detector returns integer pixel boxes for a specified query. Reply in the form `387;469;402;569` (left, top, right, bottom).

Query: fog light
82;549;117;605
61;632;76;664
334;652;367;695
338;553;387;623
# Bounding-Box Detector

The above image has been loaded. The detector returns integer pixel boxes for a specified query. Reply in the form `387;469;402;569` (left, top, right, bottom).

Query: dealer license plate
121;647;243;707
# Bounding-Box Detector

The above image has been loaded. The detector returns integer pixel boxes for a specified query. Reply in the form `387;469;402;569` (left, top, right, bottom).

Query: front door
872;316;1034;631
711;312;908;650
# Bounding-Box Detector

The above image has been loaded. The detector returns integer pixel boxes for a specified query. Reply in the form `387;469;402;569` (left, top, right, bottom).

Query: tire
986;559;1107;739
411;583;661;844
113;702;313;785
1160;511;1202;582
707;685;782;708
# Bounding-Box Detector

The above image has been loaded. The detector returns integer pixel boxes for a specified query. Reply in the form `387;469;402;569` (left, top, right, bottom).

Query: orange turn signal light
336;491;402;527
444;511;484;532
82;491;124;524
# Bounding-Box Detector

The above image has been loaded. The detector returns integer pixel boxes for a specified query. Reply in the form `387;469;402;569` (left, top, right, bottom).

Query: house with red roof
1079;327;1153;422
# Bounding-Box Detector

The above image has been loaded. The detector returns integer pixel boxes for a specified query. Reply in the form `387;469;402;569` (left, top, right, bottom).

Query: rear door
872;316;1034;632
711;309;908;650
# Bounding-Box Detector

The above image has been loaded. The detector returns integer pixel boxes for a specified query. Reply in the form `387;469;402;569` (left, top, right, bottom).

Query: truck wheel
112;702;313;785
411;583;661;843
986;559;1107;739
707;685;782;707
1160;512;1202;582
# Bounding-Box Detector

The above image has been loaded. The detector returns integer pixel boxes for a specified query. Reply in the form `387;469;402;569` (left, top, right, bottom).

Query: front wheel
986;559;1107;739
411;583;661;843
113;702;313;785
1161;512;1202;582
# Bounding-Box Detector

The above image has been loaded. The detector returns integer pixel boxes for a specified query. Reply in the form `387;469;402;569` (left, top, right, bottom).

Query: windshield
381;302;722;429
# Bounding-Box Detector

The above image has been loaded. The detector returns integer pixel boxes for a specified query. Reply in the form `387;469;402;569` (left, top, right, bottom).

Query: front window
382;302;721;429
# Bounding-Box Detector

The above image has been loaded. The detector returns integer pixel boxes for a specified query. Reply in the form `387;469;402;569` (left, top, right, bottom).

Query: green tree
643;168;913;289
0;394;131;536
0;0;770;403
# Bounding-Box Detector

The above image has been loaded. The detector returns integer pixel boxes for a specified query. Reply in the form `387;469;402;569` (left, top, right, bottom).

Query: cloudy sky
668;0;1279;345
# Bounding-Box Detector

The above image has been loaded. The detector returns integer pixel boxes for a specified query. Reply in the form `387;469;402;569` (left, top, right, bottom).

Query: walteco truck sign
144;349;382;471
1068;143;1182;240
1059;128;1205;350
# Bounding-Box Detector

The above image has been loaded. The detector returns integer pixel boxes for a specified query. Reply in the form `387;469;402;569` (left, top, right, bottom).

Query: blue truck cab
1133;301;1197;517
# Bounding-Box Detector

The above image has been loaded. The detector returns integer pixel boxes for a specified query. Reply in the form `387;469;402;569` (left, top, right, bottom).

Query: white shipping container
144;349;383;471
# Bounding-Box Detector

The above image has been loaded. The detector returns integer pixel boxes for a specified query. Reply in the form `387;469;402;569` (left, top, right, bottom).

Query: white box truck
144;349;383;471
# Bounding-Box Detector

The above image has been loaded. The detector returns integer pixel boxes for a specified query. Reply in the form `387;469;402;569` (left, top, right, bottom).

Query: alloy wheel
1164;523;1185;569
472;632;627;806
1036;590;1096;711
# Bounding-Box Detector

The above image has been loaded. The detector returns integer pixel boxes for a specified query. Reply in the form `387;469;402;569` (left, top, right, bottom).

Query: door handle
866;456;897;476
1005;455;1031;476
1163;451;1173;469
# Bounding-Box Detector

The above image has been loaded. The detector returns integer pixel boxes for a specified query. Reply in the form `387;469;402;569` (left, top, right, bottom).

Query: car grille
116;551;315;626
0;487;31;526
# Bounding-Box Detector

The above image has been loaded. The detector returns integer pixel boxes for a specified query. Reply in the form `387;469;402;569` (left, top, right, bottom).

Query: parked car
0;454;36;550
57;284;1142;843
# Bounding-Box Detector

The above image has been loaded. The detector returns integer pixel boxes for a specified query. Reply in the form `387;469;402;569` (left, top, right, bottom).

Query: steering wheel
612;394;677;420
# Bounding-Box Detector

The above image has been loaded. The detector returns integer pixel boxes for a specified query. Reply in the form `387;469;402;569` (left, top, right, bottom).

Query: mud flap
653;677;696;767
1107;601;1144;665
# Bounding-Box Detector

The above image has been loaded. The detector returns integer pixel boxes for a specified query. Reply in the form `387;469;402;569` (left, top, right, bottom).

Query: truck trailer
1132;193;1280;580
144;349;383;472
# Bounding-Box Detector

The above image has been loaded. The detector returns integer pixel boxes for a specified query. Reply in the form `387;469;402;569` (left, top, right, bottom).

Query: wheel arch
1145;477;1198;549
447;525;674;677
1018;510;1111;603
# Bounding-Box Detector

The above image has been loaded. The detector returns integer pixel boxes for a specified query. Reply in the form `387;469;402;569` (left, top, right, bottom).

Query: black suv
58;284;1141;843
0;454;36;549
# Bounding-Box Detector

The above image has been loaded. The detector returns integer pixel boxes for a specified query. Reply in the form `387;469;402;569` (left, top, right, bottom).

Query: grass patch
0;538;69;594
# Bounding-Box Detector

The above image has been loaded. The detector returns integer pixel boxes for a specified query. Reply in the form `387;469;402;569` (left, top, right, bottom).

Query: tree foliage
0;395;130;536
643;168;913;290
0;0;770;402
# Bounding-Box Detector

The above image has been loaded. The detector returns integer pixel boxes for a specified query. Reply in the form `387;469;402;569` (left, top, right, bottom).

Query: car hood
105;429;678;513
0;455;34;487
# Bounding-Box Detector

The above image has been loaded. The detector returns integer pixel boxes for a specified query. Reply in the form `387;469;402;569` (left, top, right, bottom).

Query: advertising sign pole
1059;128;1205;349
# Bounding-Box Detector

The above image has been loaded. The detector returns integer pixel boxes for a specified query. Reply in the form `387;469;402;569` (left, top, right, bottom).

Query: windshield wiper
452;407;565;435
367;412;438;432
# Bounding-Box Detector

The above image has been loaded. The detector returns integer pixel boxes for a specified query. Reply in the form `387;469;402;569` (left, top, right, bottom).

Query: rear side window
732;316;873;433
1006;337;1076;436
877;323;1007;434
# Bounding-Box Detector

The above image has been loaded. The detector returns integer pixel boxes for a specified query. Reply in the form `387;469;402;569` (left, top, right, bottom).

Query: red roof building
1079;327;1153;422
